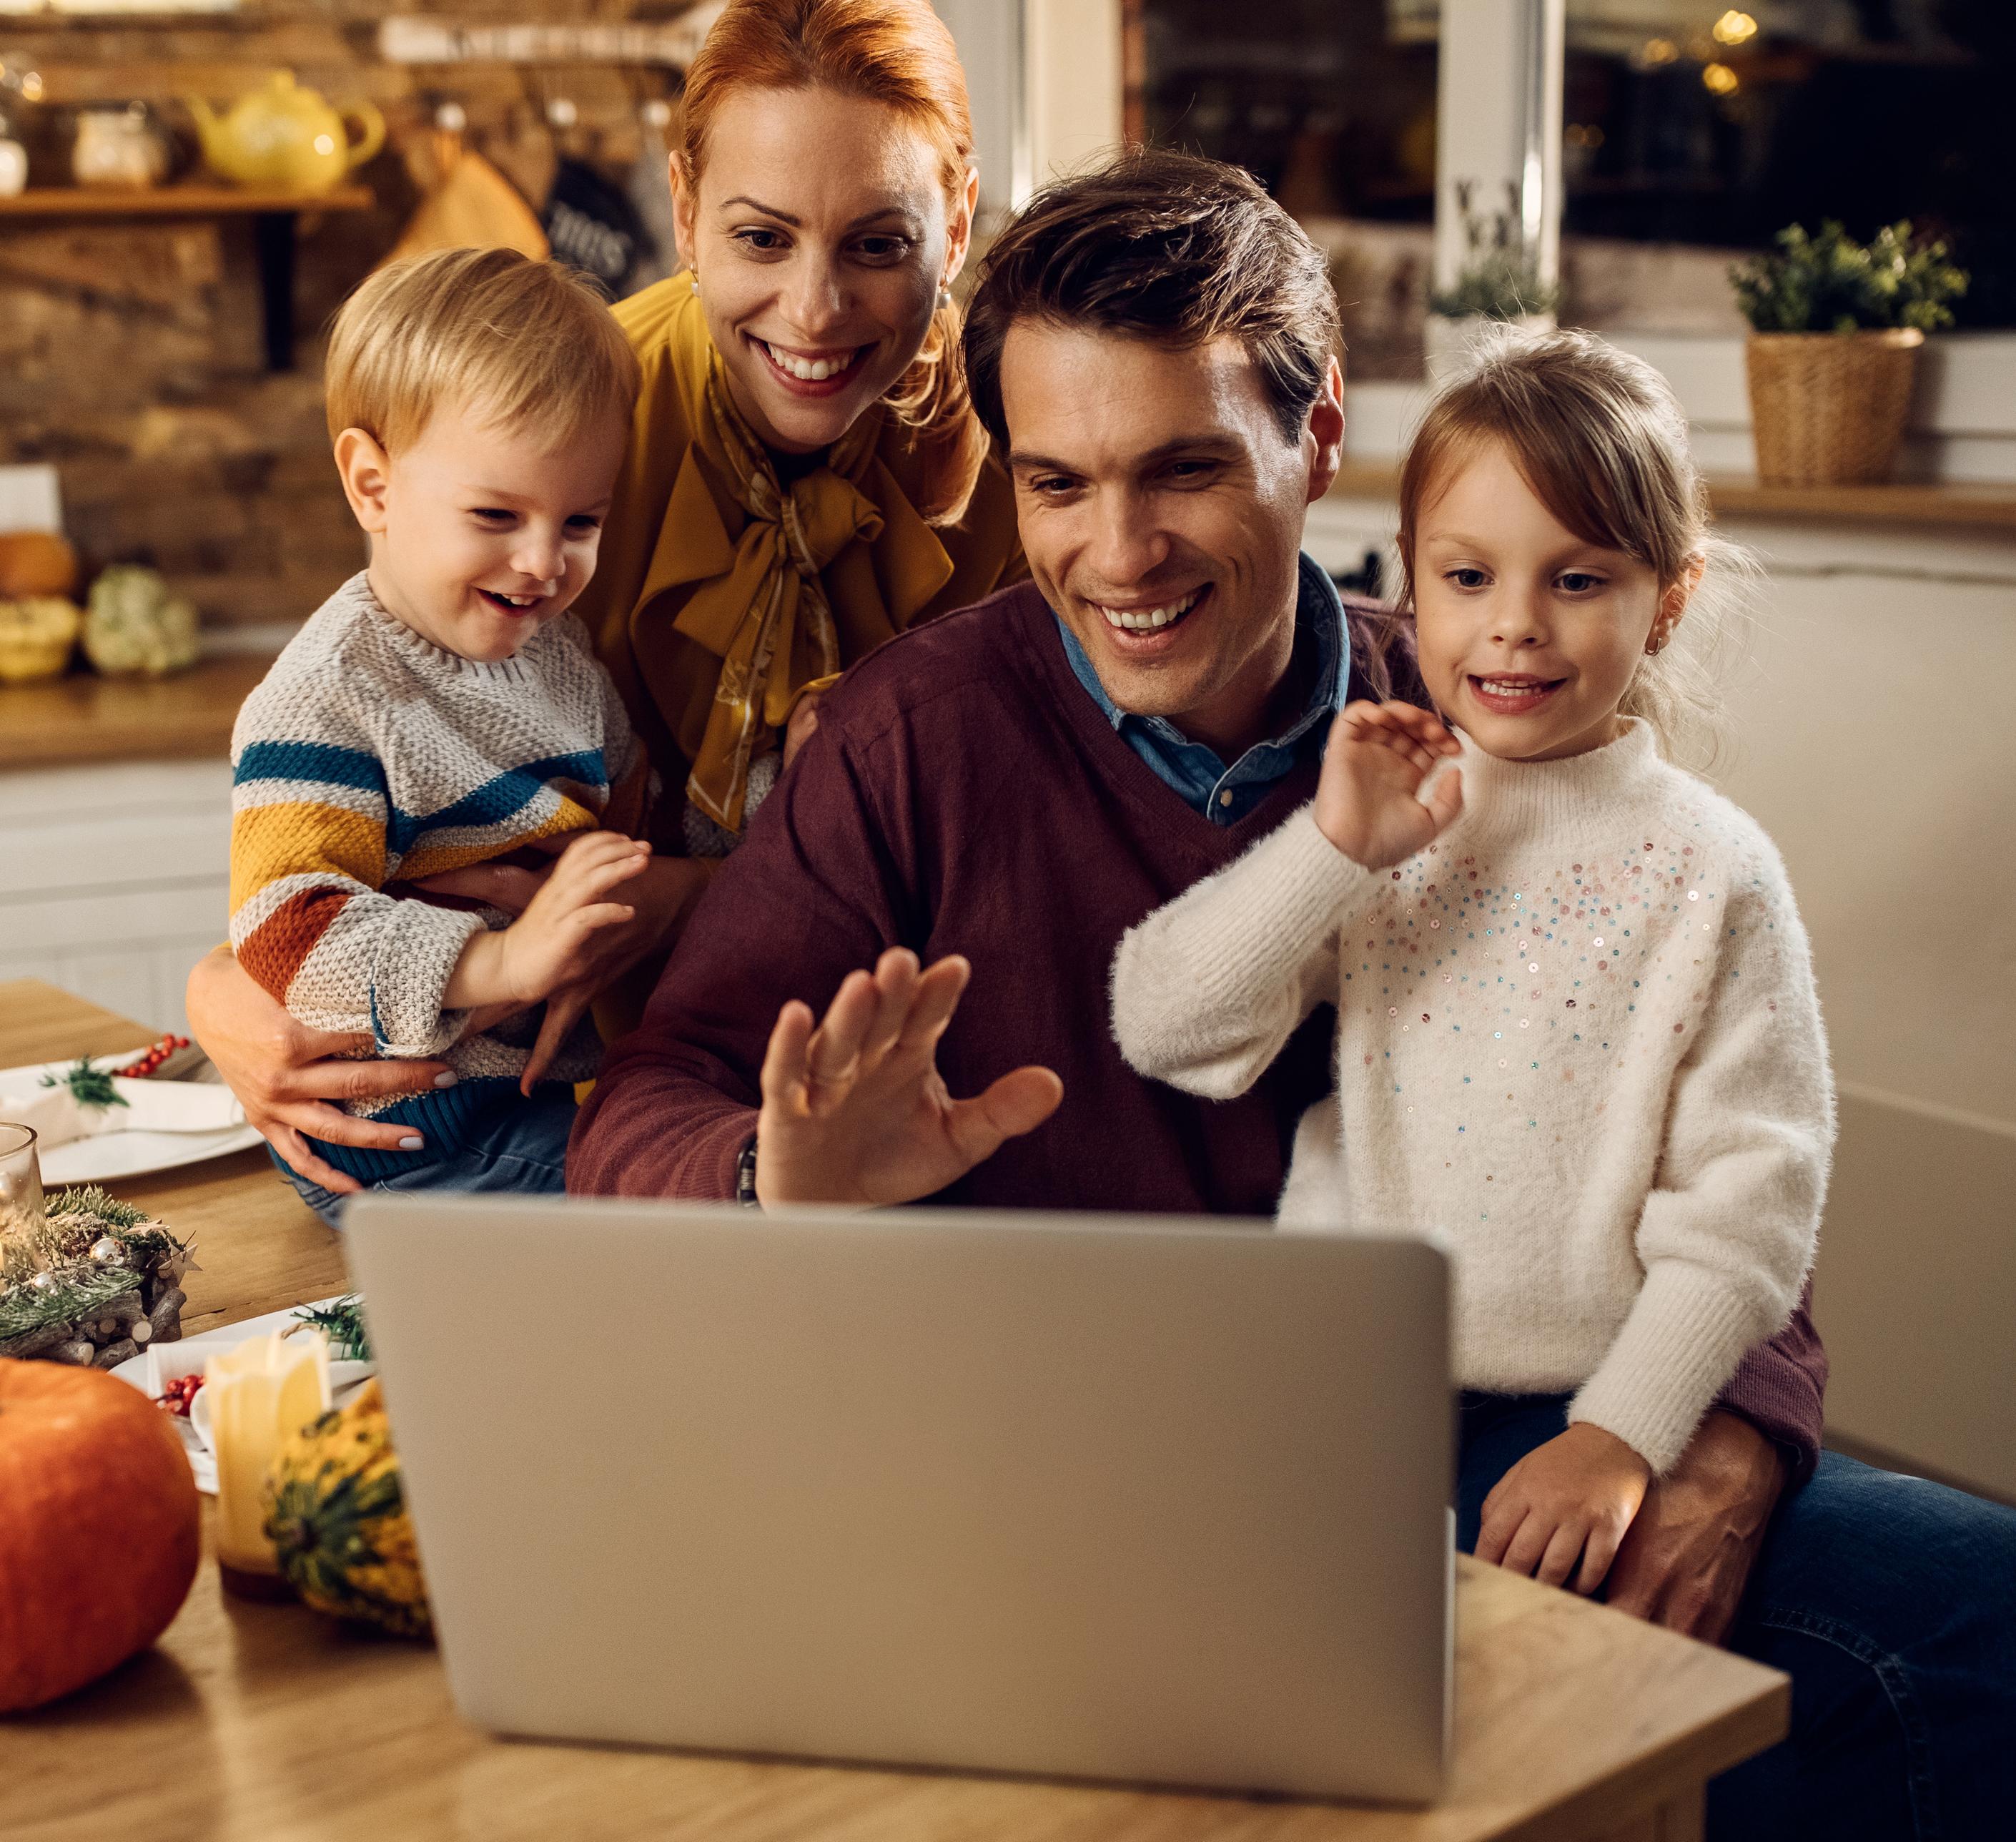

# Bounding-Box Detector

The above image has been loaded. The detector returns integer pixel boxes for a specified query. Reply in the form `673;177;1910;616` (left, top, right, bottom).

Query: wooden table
0;983;1789;1841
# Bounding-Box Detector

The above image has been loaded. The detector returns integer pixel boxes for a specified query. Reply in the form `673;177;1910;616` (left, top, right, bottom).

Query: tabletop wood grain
0;981;1789;1842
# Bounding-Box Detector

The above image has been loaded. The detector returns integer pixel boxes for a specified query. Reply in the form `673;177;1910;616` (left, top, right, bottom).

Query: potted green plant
1425;179;1561;383
1730;220;1967;488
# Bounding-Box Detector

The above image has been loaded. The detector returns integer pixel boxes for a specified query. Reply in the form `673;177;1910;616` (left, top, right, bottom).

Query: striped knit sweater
229;573;646;1179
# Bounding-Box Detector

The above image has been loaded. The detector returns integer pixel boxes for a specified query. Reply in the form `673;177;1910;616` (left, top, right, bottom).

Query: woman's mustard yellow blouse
573;270;1026;846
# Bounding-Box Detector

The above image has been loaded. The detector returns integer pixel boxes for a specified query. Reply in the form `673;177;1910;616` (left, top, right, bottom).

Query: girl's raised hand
1314;700;1465;870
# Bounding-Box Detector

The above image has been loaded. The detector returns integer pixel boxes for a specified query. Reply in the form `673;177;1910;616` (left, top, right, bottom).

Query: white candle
207;1329;330;1582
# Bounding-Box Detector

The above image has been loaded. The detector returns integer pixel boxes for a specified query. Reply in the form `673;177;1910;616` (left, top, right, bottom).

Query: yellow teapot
186;72;383;193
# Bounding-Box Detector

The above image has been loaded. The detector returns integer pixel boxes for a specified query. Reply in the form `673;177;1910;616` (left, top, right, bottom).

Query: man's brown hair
962;147;1341;449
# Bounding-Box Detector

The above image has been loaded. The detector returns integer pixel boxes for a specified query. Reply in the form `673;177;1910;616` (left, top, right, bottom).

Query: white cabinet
0;759;232;1036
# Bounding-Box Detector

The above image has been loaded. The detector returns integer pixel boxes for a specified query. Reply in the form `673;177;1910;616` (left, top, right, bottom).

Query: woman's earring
936;285;952;311
1645;627;1666;656
689;269;701;297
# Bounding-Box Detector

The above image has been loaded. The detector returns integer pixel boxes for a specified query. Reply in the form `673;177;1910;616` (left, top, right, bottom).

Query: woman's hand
1313;700;1464;870
1476;1422;1654;1596
184;945;453;1196
753;947;1063;1208
405;832;573;912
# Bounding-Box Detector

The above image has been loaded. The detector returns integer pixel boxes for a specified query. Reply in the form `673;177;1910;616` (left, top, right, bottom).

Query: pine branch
46;1185;154;1233
0;1264;142;1341
39;1059;127;1110
292;1294;372;1363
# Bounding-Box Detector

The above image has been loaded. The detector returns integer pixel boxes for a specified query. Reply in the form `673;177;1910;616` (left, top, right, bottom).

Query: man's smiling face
999;321;1343;758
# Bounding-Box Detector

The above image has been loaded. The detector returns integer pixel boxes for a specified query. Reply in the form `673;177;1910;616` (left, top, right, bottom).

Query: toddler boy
229;247;659;1222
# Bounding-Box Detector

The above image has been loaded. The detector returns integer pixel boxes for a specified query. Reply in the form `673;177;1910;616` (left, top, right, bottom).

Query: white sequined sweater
1111;720;1833;1474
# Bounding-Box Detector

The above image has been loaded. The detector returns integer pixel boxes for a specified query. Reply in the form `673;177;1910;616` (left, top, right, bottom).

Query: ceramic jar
71;104;170;190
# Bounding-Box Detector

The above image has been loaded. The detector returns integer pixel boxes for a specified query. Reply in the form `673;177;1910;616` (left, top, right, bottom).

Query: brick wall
0;2;682;638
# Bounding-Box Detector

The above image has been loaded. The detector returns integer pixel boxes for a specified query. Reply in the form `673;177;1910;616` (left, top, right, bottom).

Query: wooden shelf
0;651;274;773
1328;460;2016;536
0;184;373;219
1699;476;2016;533
0;185;375;370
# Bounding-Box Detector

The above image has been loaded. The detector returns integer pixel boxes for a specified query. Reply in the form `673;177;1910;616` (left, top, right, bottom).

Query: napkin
0;1075;246;1151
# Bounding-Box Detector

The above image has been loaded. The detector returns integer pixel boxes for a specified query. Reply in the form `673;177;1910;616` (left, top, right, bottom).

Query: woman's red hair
680;0;987;524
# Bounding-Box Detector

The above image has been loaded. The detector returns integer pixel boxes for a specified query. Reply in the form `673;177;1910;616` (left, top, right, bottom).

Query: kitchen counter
0;654;272;772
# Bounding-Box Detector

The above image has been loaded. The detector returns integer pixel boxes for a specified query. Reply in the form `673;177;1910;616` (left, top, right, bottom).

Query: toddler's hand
1476;1422;1653;1596
493;830;651;1005
515;857;716;1093
1314;700;1463;870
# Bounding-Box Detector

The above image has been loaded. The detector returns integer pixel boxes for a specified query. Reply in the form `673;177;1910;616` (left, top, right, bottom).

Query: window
1127;0;1437;225
1129;0;2013;354
1561;2;2012;327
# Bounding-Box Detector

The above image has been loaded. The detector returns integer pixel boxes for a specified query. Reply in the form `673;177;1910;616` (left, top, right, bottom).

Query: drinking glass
0;1121;44;1243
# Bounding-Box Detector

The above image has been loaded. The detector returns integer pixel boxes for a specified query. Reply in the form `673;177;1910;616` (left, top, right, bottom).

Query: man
572;150;2014;1838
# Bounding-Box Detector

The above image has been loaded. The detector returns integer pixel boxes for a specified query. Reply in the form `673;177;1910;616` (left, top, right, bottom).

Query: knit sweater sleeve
1111;804;1374;1101
1569;848;1834;1474
228;684;484;1058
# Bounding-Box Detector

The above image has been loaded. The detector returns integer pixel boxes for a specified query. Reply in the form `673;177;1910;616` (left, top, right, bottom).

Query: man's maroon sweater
570;581;1828;1474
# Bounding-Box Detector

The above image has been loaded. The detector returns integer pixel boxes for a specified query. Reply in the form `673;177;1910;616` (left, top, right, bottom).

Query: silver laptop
345;1195;1453;1803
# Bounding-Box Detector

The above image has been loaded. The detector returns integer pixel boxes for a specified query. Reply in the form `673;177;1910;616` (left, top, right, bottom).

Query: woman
187;0;1024;1196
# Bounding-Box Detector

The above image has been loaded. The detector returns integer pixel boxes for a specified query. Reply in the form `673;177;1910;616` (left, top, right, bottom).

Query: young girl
1111;328;1833;1597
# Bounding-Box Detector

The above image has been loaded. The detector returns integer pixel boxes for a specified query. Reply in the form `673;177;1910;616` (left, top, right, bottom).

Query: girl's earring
1645;627;1666;656
936;284;952;311
690;270;701;297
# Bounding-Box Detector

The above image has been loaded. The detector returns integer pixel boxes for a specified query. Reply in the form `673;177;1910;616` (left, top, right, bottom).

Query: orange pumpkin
0;1359;200;1712
0;531;79;600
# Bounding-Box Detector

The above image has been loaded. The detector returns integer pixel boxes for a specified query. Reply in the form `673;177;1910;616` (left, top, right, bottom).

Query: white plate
1;1054;262;1186
110;1296;374;1494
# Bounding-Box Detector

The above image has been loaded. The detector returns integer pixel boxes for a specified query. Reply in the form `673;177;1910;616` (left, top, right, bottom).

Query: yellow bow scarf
667;351;885;832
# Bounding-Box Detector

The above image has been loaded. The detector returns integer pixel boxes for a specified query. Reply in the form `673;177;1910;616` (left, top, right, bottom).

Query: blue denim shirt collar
1055;551;1350;825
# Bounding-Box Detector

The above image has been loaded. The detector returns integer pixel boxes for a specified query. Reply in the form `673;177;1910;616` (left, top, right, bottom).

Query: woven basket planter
1745;328;1924;487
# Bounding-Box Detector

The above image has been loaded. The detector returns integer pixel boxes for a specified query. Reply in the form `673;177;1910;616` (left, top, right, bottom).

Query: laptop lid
345;1195;1452;1803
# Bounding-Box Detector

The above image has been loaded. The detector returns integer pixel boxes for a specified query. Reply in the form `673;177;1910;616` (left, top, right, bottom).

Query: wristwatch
735;1134;760;1208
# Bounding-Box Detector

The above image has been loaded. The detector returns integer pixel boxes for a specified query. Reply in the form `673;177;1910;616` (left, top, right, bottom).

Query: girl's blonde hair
678;0;987;526
1396;325;1753;767
325;248;641;454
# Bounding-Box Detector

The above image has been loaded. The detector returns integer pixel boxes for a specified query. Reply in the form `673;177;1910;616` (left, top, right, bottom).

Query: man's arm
1605;1409;1788;1645
1593;1278;1824;1643
568;719;910;1198
1716;1278;1828;1482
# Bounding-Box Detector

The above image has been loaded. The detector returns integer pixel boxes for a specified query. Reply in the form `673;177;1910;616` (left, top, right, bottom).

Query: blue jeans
1458;1393;2016;1841
272;1090;575;1227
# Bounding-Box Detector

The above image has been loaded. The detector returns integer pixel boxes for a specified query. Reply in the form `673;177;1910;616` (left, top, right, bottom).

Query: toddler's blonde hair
325;247;641;454
1395;325;1754;768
